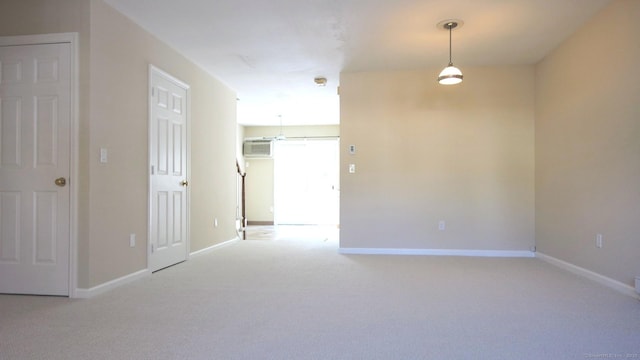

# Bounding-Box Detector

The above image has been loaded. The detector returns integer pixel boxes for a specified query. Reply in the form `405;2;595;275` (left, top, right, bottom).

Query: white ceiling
103;0;611;126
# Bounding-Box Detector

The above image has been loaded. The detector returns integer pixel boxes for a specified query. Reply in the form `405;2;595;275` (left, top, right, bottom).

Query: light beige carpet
1;234;639;359
244;225;339;241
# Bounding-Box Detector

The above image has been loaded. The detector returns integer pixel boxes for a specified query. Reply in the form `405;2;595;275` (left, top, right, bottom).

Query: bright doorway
273;139;339;226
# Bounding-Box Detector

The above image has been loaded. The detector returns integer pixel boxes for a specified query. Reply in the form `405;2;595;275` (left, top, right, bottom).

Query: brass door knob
55;177;67;187
180;180;189;187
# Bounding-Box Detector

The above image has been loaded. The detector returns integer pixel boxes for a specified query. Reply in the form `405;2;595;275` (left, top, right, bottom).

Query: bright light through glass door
274;139;340;225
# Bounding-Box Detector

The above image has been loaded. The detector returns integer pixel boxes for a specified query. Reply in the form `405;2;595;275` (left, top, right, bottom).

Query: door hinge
151;243;155;253
151;165;155;175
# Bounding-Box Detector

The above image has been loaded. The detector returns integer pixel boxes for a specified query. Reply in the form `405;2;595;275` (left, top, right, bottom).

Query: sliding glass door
274;139;339;225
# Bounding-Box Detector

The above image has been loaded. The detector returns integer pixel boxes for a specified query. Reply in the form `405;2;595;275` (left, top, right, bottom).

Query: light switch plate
438;220;446;231
100;148;108;163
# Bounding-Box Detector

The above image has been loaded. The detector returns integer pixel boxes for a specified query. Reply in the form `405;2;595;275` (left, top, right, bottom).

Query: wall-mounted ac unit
243;139;273;158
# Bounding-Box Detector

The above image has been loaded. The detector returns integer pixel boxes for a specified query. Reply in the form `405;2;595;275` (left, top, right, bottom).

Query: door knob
55;177;67;187
180;180;189;187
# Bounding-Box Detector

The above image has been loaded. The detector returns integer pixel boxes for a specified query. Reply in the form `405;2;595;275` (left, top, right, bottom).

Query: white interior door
149;66;189;272
0;42;71;295
274;139;340;225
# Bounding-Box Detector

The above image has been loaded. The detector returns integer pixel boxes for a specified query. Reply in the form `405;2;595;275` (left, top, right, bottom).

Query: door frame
0;32;79;297
147;65;191;270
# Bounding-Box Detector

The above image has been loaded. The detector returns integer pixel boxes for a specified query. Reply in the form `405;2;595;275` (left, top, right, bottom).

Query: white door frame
147;65;191;270
0;33;79;297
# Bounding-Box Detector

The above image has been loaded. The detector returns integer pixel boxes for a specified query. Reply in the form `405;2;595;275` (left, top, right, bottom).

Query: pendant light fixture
438;20;463;85
275;115;286;141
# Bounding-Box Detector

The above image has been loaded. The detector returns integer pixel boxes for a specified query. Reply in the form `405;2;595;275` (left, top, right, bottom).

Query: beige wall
89;0;237;286
1;0;238;289
237;125;245;169
535;0;640;287
242;125;340;223
340;67;535;251
0;0;90;36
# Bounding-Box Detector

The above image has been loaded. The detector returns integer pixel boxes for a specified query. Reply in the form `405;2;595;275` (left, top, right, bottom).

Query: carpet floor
1;229;639;359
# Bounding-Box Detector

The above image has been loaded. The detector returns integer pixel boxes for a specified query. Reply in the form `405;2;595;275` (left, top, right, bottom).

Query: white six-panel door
149;66;189;272
0;42;71;295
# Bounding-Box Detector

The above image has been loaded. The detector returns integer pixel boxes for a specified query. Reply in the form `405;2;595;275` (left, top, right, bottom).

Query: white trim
536;252;639;300
76;236;239;298
69;33;79;299
0;33;80;298
75;269;151;299
189;237;240;257
0;32;77;46
339;247;535;258
147;66;153;269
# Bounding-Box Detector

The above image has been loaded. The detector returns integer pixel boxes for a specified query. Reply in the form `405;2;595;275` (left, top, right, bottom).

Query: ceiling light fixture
438;20;463;85
275;115;286;141
314;77;327;86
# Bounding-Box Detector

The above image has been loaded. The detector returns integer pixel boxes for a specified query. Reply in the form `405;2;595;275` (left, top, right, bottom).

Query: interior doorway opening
273;138;340;227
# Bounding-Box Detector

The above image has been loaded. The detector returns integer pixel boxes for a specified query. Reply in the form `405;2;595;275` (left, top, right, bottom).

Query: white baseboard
339;247;535;258
536;252;639;300
74;269;150;299
189;237;239;257
73;238;239;299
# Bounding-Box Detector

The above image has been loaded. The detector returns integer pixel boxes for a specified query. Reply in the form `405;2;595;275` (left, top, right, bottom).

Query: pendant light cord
448;23;453;65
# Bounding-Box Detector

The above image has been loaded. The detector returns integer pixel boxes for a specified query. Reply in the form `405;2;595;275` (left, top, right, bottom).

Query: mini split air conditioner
243;139;273;158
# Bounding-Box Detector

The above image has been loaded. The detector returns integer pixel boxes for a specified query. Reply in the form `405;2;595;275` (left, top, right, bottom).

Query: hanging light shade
438;21;463;85
438;65;463;85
